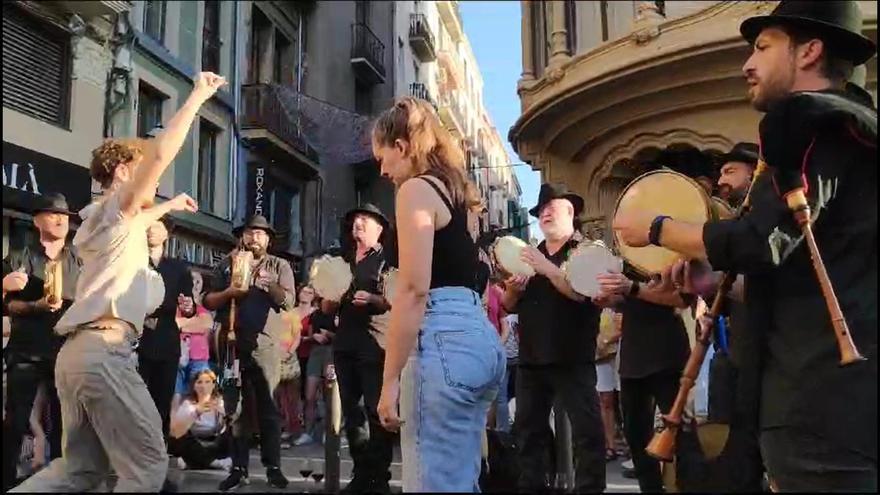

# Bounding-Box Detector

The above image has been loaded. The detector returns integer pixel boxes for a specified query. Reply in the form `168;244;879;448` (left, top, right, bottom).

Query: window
564;0;577;53
356;0;369;26
273;32;291;84
143;1;166;43
136;83;166;138
202;0;221;73
197;119;219;213
2;4;71;127
355;81;372;115
248;8;270;83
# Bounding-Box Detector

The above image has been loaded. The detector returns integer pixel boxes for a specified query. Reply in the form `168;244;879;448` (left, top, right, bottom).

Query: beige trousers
10;324;167;493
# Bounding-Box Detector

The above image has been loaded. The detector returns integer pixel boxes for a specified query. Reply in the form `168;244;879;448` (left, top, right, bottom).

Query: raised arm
119;73;225;217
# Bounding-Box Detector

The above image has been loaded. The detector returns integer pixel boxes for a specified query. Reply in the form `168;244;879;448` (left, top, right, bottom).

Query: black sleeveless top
417;176;482;291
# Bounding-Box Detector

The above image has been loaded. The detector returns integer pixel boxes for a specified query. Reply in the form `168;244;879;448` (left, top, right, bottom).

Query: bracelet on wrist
649;216;672;247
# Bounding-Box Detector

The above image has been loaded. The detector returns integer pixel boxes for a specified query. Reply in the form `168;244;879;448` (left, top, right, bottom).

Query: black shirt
618;298;689;379
3;243;80;359
702;89;877;460
335;245;391;354
211;253;296;355
138;256;193;361
417;176;482;291
515;235;601;366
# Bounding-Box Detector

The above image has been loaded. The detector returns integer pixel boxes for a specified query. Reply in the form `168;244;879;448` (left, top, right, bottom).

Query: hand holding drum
492;236;535;279
309;255;354;303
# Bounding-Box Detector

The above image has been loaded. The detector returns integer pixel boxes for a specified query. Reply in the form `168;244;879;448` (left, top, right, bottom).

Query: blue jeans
400;287;506;493
176;360;212;394
494;362;512;433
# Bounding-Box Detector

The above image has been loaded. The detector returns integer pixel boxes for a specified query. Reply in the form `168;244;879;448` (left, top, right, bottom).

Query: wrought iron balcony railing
350;22;386;84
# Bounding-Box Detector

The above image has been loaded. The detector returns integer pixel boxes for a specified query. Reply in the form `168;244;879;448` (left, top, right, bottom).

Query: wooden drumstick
784;188;864;366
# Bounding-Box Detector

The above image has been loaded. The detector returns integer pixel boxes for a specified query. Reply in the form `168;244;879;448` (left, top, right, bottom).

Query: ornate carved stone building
510;1;877;241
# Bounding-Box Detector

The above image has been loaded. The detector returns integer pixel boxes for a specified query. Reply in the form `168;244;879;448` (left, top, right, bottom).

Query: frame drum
562;241;623;298
309;255;353;302
491;235;535;278
613;170;717;279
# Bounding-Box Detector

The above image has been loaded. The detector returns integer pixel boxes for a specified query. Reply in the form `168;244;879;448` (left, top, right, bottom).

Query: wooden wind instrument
784;188;865;366
645;161;767;462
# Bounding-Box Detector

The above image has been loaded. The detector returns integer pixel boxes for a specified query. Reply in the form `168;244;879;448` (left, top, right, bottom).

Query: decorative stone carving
545;67;566;85
632;2;664;45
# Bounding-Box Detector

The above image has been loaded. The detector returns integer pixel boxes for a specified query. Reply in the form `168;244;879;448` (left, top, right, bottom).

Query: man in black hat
2;193;81;491
500;183;608;492
614;1;877;490
204;214;295;491
326;203;395;493
716;142;759;208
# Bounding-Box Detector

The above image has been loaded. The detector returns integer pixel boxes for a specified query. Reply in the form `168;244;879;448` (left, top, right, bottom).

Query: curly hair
372;97;482;212
89;138;148;188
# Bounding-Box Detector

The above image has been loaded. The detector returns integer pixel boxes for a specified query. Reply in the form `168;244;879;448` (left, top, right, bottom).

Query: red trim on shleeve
847;124;876;148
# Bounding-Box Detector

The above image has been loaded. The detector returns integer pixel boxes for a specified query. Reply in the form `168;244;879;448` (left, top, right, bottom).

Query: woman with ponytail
374;97;504;492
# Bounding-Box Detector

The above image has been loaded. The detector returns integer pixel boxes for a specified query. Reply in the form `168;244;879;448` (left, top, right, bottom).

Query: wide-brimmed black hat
718;142;759;167
344;203;391;231
233;214;276;237
33;193;75;216
529;183;584;218
740;1;876;65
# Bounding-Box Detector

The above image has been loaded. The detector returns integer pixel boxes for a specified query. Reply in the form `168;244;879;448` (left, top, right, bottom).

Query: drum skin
491;236;535;278
613;170;713;278
562;243;622;298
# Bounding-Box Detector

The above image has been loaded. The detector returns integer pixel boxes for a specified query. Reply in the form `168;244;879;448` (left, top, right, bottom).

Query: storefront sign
2;142;92;213
254;166;266;216
167;233;229;268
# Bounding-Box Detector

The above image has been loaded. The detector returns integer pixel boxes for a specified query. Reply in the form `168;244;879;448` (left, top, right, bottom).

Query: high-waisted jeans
400;287;506;493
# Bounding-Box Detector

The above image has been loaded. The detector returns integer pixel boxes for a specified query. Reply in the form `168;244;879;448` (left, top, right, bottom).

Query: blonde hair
373;97;482;211
89;138;151;188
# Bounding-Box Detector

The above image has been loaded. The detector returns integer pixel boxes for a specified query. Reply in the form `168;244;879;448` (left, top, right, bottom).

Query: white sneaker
210;458;233;471
621;459;634;470
293;433;314;446
176;457;187;470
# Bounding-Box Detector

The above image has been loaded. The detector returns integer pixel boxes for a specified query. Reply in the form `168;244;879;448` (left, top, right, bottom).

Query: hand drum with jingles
43;260;63;305
562;241;623;298
491;235;535;278
309;255;354;302
613;170;733;279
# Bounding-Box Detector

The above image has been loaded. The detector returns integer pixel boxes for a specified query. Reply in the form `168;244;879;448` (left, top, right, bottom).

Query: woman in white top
169;369;231;471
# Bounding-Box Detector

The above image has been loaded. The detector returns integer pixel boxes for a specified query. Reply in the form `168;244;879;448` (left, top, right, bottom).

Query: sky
460;1;543;240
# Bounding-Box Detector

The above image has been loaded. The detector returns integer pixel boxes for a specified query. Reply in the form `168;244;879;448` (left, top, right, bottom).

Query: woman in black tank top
371;98;505;492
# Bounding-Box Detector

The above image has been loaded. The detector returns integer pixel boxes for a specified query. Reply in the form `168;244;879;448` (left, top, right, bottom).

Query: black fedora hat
33;192;75;216
344;203;391;231
233;214;276;237
718;142;759;167
740;1;876;65
529;183;585;218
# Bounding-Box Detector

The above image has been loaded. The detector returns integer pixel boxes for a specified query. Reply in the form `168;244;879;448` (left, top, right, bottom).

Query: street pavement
177;442;640;493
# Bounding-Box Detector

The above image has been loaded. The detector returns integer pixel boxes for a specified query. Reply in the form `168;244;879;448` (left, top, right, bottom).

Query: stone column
548;0;570;68
520;1;535;82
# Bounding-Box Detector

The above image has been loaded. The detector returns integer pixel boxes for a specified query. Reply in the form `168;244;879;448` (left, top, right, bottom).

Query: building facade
3;1;131;258
396;0;525;243
510;0;877;242
105;0;240;271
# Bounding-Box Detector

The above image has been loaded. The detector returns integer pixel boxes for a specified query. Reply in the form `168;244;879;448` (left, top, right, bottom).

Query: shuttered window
2;4;71;127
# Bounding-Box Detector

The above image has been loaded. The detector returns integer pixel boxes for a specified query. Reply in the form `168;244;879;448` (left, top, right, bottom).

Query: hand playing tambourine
378;379;403;432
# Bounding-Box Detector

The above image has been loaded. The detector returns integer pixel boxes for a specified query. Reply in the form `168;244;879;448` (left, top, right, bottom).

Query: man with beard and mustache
2;193;80;491
501;183;610;492
204;215;295;491
614;1;877;490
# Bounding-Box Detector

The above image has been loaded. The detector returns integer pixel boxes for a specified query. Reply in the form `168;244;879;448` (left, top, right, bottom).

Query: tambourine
43;260;63;305
491;235;535;278
562;241;623;298
309;255;353;302
613;170;731;279
380;268;399;306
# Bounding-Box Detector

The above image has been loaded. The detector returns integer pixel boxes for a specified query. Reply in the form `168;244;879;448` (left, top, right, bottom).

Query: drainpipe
232;1;248;225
